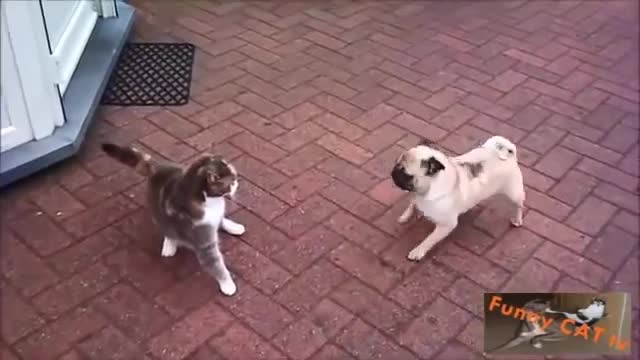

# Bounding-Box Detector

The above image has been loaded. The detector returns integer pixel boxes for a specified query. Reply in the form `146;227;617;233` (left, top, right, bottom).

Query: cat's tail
544;309;572;317
101;143;155;175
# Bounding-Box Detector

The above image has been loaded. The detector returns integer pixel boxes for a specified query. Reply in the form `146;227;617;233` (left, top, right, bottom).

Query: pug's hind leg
397;200;415;224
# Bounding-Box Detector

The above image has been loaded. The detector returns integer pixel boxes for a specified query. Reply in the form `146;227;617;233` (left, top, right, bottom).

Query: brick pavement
1;1;639;359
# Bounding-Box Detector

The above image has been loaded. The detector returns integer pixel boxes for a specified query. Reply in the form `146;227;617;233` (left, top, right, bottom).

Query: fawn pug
391;136;525;261
101;143;244;296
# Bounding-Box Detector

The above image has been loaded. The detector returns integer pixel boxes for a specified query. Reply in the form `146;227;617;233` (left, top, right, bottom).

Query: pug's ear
420;156;445;176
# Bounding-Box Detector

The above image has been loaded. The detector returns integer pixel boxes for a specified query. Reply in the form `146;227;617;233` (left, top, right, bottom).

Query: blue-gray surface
0;2;136;188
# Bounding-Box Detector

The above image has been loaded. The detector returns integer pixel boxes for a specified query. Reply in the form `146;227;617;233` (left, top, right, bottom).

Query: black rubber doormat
101;42;196;106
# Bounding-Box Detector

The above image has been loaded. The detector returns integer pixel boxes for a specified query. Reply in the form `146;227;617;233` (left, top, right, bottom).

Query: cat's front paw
161;238;177;257
222;219;246;236
226;223;245;236
219;278;237;296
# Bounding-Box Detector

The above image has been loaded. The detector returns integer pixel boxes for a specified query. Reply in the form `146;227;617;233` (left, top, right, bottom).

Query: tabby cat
101;143;244;296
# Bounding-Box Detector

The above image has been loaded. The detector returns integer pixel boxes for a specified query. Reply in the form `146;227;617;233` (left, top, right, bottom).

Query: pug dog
391;136;525;261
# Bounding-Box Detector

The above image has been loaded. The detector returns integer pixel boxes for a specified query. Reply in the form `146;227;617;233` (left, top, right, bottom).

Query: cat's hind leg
161;237;178;257
197;243;236;296
221;218;246;236
194;228;236;296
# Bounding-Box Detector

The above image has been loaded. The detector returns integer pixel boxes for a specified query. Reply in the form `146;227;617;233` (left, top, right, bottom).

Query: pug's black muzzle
391;164;414;192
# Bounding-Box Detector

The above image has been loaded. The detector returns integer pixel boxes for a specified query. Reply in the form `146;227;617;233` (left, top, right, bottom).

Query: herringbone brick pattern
1;1;639;359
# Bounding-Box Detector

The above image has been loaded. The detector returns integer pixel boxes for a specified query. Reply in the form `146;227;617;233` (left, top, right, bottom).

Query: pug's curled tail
101;143;155;176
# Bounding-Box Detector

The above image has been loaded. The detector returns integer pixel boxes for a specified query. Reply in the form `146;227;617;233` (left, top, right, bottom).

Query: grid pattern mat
101;42;195;106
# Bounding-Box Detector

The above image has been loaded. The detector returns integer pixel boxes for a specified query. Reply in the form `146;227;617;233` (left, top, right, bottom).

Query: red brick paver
1;1;639;359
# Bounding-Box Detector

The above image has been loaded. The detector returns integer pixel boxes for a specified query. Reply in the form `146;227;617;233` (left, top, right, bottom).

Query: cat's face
590;298;606;307
196;155;239;198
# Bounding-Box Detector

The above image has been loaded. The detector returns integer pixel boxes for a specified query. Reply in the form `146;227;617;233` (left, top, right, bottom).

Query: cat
485;298;567;356
545;297;607;329
101;143;244;296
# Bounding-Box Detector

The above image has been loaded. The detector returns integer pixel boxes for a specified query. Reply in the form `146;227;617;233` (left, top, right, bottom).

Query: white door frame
95;0;118;18
42;0;119;97
44;0;99;95
1;0;63;138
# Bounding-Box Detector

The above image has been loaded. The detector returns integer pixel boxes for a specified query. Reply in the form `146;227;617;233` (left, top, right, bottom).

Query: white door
40;0;98;94
1;3;35;152
0;96;34;153
1;0;66;151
